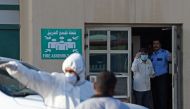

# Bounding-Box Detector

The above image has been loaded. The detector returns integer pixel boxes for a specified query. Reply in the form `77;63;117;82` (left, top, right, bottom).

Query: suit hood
62;53;85;85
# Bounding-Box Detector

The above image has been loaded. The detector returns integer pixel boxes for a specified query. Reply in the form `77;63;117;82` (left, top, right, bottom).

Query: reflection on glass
0;69;36;97
89;31;107;50
111;31;128;50
111;54;128;73
114;77;128;96
90;54;107;72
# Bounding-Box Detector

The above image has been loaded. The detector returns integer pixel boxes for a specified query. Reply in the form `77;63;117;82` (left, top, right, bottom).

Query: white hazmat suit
0;53;94;109
76;97;130;109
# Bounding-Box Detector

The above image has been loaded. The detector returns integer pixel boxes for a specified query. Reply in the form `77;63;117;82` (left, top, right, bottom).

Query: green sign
41;28;82;59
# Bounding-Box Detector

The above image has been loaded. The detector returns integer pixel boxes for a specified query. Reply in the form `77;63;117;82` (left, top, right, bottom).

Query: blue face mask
65;72;77;85
140;55;148;61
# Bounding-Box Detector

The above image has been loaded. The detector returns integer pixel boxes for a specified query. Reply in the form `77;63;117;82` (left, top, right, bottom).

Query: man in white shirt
131;48;155;109
76;71;129;109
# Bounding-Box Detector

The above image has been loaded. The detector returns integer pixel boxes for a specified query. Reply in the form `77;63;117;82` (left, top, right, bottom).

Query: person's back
76;71;129;109
76;97;127;109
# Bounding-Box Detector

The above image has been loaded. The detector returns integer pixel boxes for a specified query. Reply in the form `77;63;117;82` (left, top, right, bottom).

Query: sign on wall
41;28;82;59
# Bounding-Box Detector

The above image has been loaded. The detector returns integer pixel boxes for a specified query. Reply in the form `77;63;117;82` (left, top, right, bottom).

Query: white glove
0;61;18;73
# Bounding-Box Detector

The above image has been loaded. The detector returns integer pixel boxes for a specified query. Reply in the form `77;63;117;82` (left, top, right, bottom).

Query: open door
172;25;183;109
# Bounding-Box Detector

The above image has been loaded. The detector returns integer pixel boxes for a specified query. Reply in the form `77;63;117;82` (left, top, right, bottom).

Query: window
86;27;131;98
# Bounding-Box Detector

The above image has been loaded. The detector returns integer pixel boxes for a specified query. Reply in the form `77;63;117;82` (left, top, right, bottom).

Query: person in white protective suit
0;53;94;109
76;71;130;109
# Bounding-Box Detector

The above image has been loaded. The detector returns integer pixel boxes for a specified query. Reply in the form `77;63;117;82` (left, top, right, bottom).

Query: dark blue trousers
134;90;152;109
151;73;169;109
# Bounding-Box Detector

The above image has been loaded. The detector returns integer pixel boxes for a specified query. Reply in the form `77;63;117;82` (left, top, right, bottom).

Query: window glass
90;54;107;72
111;54;128;73
111;31;128;50
89;31;107;50
114;77;128;96
0;69;37;97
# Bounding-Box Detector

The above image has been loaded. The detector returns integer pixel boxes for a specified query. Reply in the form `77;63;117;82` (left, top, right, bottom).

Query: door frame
172;25;183;109
85;24;183;107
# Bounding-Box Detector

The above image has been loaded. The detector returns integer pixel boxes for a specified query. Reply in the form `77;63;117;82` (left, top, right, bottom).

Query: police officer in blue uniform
151;39;171;109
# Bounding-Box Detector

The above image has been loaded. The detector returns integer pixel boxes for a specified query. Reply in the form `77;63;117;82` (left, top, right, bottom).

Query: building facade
1;0;190;109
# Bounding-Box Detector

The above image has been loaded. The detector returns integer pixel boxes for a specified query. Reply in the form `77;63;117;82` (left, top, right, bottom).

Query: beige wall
84;0;183;23
20;0;190;108
84;0;135;23
20;0;34;64
32;0;85;72
20;0;85;72
135;0;184;23
182;1;190;109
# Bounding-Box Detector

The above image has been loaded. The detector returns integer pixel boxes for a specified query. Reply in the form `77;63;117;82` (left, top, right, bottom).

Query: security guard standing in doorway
151;39;171;109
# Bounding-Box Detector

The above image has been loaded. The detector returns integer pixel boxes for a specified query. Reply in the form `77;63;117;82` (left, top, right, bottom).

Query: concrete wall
0;0;19;4
0;0;19;24
0;10;19;24
84;0;183;23
20;0;33;64
84;0;135;23
182;1;190;108
20;0;190;108
20;0;85;72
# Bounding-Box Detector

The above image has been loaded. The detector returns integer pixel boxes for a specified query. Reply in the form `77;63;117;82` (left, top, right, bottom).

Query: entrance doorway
132;27;172;56
132;26;182;109
85;24;183;109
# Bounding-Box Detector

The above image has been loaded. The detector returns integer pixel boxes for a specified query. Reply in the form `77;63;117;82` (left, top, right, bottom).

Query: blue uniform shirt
151;49;171;76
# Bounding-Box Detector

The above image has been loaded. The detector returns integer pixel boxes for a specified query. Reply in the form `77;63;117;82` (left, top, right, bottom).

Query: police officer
151;39;171;109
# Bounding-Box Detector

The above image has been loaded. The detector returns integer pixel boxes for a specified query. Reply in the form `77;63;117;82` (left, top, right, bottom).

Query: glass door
85;27;132;100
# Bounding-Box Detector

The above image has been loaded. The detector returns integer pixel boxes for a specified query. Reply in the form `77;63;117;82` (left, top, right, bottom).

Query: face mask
140;55;148;61
65;72;77;85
